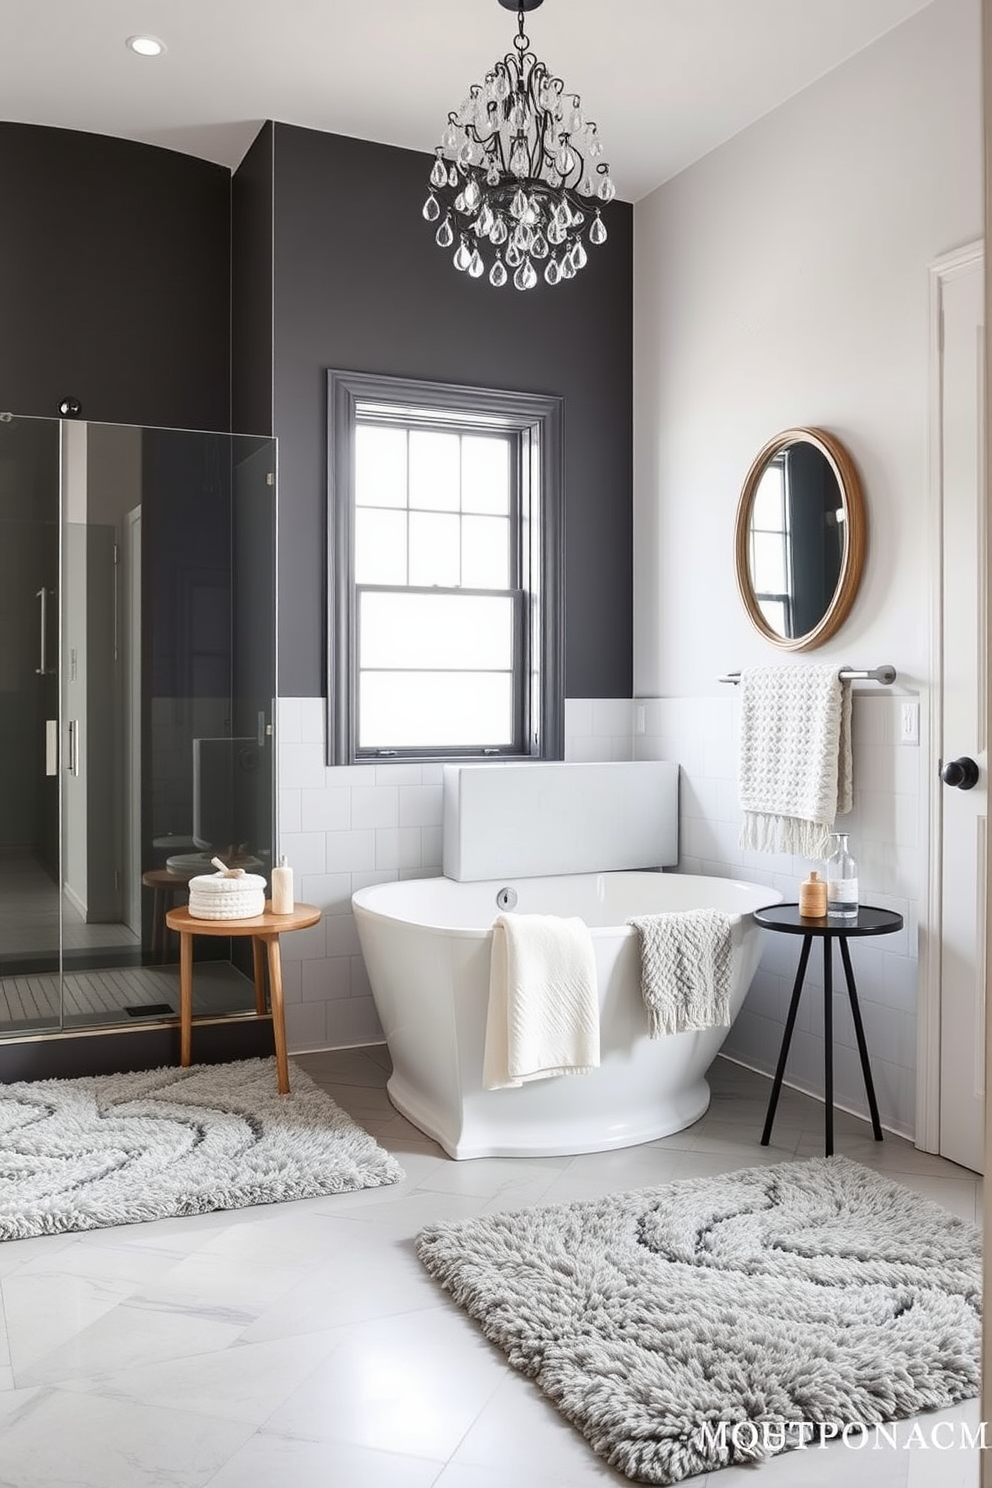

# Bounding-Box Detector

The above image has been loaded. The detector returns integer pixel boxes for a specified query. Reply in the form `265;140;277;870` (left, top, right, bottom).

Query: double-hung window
327;371;563;763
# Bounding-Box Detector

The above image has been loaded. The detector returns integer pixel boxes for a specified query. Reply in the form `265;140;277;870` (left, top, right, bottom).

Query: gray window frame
326;369;564;765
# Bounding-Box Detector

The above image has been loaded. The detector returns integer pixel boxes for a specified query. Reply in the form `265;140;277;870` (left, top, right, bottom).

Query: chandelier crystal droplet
424;0;614;289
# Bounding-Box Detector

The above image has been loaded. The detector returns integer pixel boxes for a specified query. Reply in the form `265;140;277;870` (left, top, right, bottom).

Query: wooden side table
164;902;321;1094
752;903;904;1156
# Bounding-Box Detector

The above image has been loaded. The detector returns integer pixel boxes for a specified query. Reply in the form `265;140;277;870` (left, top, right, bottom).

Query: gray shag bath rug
0;1056;404;1240
416;1156;981;1483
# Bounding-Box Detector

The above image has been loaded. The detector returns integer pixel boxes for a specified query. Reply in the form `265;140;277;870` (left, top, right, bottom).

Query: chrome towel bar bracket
719;665;897;685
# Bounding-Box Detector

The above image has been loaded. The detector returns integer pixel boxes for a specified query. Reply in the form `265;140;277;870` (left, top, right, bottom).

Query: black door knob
940;756;980;790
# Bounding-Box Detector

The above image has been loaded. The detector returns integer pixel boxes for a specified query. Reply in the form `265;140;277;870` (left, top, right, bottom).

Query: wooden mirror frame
733;426;867;651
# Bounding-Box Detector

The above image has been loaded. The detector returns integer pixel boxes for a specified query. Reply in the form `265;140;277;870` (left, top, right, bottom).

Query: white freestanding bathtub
352;871;780;1160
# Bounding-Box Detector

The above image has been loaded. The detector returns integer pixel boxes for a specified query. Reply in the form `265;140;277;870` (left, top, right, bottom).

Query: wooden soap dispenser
799;870;827;918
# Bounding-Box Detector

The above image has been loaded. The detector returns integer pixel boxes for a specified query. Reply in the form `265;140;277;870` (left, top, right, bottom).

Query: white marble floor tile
207;1429;444;1487
449;1369;629;1482
0;1231;82;1282
263;1306;508;1461
57;1329;342;1425
0;1388;255;1488
436;1454;623;1487
15;1293;249;1387
239;1217;445;1343
4;1268;147;1377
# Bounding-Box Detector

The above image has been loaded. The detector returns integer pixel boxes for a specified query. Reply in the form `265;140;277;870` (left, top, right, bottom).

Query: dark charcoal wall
263;123;633;700
0;123;230;431
232;123;274;438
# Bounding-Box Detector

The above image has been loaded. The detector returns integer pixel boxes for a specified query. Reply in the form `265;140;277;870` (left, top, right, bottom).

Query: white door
934;241;986;1174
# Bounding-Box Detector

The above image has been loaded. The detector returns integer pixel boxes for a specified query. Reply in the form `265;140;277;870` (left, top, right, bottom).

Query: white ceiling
1;0;936;201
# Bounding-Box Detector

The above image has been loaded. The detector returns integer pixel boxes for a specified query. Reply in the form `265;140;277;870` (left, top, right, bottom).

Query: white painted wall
634;0;980;699
633;0;982;1136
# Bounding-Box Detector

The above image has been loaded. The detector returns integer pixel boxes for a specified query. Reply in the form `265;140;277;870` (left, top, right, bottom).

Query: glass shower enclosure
0;414;276;1037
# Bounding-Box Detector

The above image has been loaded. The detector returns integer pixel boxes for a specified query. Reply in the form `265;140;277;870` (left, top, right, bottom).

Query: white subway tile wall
276;698;633;1050
277;692;919;1140
633;691;921;1138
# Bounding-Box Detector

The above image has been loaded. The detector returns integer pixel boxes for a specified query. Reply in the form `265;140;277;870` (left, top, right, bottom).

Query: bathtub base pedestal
386;1068;712;1161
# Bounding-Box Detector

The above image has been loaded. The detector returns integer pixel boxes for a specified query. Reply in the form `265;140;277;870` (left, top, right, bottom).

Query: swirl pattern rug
417;1156;981;1484
0;1057;404;1240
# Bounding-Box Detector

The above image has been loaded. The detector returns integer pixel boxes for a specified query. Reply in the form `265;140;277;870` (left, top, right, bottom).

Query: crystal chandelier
423;0;615;289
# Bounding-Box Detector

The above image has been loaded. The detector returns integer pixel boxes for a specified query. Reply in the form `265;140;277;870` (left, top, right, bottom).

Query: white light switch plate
900;701;920;746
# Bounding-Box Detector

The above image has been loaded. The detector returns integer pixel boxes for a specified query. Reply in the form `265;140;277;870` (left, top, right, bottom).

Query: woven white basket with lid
188;863;267;920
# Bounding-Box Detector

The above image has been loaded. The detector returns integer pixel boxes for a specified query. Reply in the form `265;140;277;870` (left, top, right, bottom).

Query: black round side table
752;903;904;1157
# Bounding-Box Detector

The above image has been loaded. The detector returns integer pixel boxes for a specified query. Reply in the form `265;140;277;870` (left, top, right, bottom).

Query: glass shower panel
0;415;62;1035
0;417;276;1039
0;419;276;1037
139;426;275;1018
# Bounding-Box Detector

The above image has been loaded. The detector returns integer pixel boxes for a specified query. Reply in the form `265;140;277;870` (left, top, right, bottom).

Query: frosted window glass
410;512;460;586
359;591;513;669
355;509;407;584
359;672;513;748
410;430;460;511
462;515;509;588
356;426;407;509
462;436;510;514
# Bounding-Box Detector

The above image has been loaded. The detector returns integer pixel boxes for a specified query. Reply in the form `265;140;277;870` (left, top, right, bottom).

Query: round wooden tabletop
165;902;321;937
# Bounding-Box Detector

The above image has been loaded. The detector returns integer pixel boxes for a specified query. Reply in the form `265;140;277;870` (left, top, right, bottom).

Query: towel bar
719;665;897;686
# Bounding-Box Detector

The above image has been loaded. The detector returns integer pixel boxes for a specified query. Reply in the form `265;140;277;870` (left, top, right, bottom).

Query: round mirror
733;426;866;650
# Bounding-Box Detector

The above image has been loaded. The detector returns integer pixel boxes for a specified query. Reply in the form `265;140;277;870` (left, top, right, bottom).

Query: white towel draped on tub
483;913;600;1091
627;910;734;1037
737;663;853;859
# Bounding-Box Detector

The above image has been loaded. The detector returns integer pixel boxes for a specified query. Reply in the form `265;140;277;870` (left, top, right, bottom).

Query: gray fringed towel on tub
627;910;734;1036
737;663;853;859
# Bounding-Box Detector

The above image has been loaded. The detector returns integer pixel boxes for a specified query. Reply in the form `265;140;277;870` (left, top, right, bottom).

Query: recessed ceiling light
126;35;166;57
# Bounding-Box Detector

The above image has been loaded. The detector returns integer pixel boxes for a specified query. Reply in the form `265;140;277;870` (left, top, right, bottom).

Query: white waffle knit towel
483;913;600;1091
627;910;734;1037
737;664;853;858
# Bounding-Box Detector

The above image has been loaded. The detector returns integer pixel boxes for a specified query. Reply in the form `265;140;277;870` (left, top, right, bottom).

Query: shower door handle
67;719;80;776
35;587;49;675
